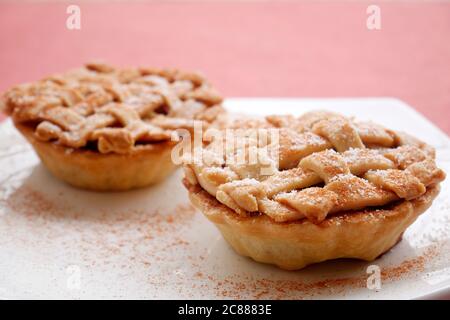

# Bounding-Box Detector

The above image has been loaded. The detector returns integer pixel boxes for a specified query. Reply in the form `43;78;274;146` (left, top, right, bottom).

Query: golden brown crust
18;123;177;191
182;111;445;270
184;178;441;270
185;111;445;223
3;63;224;154
3;63;226;190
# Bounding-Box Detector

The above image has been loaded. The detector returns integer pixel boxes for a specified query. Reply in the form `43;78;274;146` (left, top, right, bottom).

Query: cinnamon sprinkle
201;246;438;299
0;184;441;299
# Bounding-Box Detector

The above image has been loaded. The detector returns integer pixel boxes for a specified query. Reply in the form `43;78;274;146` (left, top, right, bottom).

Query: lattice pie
183;111;446;270
1;63;225;191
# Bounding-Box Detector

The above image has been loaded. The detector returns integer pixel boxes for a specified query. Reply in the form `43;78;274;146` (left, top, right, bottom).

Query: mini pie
183;111;446;270
0;63;225;191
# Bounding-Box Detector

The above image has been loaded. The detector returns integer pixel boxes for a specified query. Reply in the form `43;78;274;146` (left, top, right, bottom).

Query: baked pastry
1;63;225;191
183;111;446;270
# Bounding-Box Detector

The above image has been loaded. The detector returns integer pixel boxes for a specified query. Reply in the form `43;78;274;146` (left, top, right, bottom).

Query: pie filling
1;63;224;154
184;111;446;224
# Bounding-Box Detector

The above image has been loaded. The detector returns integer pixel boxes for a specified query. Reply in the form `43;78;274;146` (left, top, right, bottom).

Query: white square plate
0;98;449;300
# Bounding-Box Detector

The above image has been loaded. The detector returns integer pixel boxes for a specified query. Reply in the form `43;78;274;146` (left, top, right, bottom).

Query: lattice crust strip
185;111;446;224
1;63;224;154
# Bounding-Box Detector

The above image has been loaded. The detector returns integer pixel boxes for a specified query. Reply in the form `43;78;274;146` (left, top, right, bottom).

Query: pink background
0;1;449;134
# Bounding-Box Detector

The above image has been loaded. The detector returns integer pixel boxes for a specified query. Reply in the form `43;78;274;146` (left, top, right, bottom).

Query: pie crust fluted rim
184;178;440;270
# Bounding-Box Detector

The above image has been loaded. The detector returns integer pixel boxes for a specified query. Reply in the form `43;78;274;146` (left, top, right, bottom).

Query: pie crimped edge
16;122;178;191
185;179;440;270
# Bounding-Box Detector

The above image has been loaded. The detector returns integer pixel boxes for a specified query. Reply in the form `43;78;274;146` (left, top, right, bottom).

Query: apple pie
183;111;446;270
1;63;225;191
